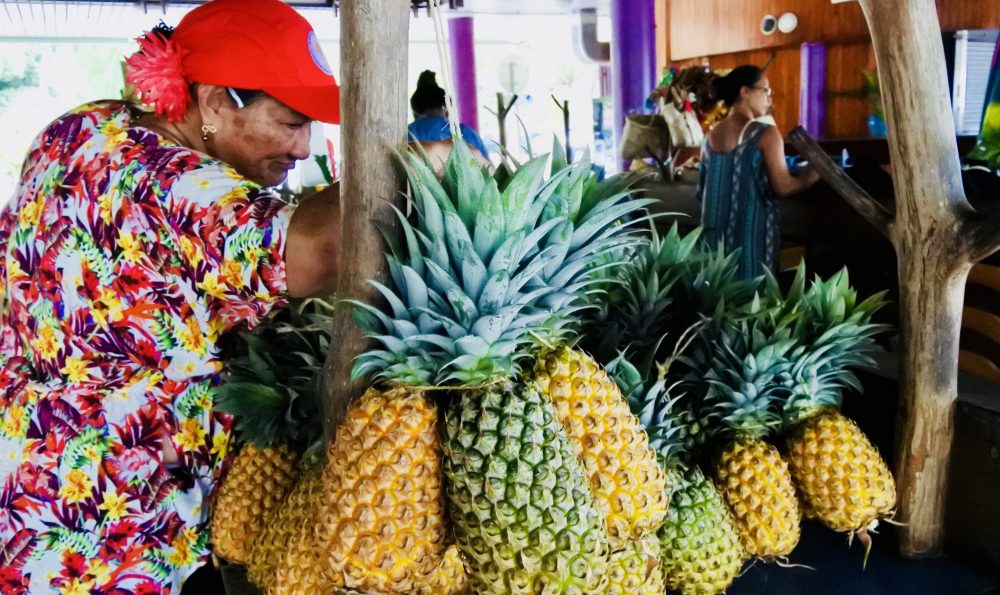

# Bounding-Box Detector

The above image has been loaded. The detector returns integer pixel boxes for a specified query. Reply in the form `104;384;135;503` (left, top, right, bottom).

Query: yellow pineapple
413;545;471;595
779;267;895;562
211;299;330;566
248;463;323;592
605;533;665;595
316;387;447;593
212;443;299;564
269;468;336;595
533;346;669;548
785;407;895;534
696;319;802;560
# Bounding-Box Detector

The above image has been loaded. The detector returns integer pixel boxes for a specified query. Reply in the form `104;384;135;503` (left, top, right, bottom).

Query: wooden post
789;0;1000;556
323;0;410;439
860;0;967;557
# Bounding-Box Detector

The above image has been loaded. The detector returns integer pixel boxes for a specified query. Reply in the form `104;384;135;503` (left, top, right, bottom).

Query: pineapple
661;466;748;595
612;357;747;595
211;299;329;567
524;144;667;548
414;545;471;595
317;386;446;593
345;140;649;592
443;383;609;593
532;346;668;548
694;317;803;560
212;443;299;565
253;463;325;594
779;268;895;555
270;469;330;595
604;533;665;595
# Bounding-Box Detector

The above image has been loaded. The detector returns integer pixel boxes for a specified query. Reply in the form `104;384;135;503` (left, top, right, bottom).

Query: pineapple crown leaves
684;316;795;438
605;223;703;338
353;139;599;387
752;263;890;425
216;299;330;449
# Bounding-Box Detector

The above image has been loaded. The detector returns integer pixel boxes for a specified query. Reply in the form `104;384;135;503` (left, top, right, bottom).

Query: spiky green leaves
353;138;652;387
584;223;762;370
216;299;330;450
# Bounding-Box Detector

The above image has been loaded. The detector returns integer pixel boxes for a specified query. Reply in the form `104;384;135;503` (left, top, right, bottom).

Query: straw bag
620;114;671;161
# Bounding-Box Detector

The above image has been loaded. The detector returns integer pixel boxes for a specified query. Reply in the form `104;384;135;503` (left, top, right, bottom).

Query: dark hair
228;88;268;108
410;70;446;115
711;65;764;107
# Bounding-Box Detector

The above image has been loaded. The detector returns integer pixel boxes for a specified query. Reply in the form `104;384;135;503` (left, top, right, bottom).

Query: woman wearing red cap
0;1;359;592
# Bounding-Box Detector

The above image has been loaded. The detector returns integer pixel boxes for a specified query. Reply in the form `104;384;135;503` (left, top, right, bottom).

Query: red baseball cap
172;0;340;124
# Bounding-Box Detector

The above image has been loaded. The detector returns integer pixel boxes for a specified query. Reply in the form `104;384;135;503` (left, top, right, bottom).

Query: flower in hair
125;31;190;122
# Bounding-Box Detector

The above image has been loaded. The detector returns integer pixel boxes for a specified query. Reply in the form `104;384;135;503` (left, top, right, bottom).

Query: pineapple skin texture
713;436;802;560
659;467;747;595
443;382;610;594
247;468;323;593
413;544;472;595
532;347;669;548
605;533;665;595
317;386;447;594
211;442;300;565
784;408;896;534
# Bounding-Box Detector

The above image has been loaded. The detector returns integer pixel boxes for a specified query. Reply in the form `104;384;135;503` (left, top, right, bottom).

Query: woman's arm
285;184;340;298
759;126;820;197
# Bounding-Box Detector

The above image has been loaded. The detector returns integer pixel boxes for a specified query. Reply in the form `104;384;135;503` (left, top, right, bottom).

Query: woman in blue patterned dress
699;65;820;278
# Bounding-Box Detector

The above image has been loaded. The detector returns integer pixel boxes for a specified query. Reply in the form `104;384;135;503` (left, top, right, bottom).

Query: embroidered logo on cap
308;31;333;76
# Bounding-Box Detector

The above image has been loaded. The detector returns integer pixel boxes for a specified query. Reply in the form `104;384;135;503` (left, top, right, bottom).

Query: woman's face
211;95;312;187
744;76;773;118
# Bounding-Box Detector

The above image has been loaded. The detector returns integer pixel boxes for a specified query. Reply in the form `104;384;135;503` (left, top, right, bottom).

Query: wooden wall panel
826;42;876;139
656;0;669;75
667;0;997;62
669;0;867;61
938;0;1000;31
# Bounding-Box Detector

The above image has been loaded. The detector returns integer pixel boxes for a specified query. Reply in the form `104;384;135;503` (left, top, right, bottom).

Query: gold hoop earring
201;124;217;142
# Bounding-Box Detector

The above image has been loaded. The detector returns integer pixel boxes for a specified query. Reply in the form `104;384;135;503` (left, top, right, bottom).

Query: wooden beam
786;127;893;238
857;0;969;557
323;0;410;439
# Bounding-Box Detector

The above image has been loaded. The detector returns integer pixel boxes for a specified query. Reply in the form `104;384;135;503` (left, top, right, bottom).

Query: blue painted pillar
448;16;479;130
610;0;656;161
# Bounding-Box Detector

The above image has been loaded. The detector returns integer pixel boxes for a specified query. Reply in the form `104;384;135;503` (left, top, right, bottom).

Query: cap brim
265;84;340;124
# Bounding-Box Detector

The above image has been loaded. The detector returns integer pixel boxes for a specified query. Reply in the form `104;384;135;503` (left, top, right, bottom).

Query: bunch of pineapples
592;218;896;590
210;298;330;593
333;139;671;593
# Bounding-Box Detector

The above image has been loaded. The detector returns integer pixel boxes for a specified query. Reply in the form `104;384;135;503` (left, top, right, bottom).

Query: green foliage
215;298;332;451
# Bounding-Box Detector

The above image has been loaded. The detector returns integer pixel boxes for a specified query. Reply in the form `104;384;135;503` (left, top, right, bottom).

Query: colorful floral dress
0;101;293;594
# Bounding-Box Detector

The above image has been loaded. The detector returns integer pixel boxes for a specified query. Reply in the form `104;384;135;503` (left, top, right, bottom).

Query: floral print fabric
0;101;292;594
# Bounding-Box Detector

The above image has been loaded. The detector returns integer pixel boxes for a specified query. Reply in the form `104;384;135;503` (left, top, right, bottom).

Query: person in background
699;64;820;279
0;0;450;592
409;70;491;160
